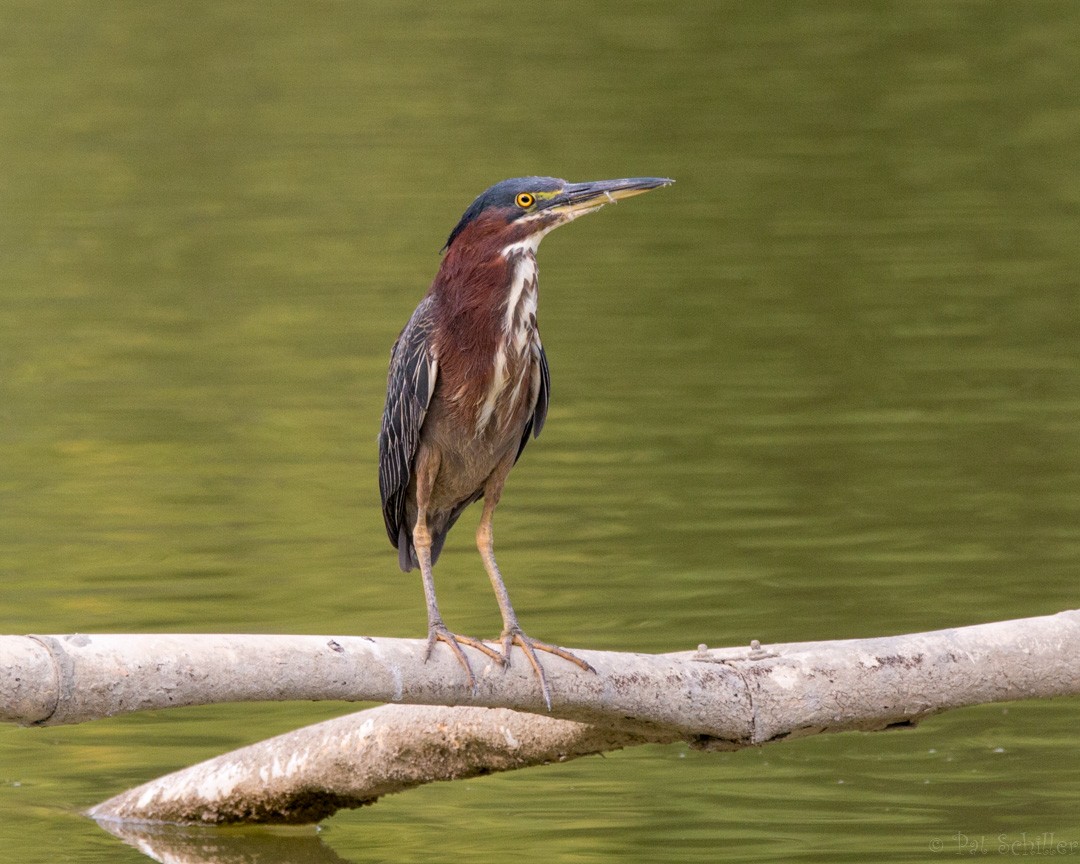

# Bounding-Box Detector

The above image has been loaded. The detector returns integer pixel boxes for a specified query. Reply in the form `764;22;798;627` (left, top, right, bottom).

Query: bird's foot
425;622;506;695
500;627;597;711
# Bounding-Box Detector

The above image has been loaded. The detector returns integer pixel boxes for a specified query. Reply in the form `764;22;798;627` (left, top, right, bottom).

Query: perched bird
378;175;672;707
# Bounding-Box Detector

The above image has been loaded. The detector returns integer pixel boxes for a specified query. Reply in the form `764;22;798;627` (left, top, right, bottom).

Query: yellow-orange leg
475;461;596;710
412;448;503;696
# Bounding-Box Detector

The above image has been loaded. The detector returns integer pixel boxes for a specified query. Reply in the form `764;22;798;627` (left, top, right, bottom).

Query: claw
500;627;596;710
425;623;505;696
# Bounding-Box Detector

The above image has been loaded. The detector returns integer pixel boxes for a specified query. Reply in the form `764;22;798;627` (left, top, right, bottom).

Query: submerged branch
89;705;656;825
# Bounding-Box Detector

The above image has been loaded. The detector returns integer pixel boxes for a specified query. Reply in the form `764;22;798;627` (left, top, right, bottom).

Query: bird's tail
396;523;451;572
396;504;471;573
396;525;416;572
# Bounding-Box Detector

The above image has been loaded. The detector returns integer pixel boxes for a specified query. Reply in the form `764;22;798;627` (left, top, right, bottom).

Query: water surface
1;2;1078;861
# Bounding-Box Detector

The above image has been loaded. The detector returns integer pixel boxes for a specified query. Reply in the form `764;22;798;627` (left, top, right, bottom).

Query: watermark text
929;833;1080;856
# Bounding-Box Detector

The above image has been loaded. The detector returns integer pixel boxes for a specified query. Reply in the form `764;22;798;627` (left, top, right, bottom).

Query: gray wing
515;339;550;462
379;296;438;548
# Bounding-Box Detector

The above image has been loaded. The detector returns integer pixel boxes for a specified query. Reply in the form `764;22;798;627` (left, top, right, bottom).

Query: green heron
379;175;672;707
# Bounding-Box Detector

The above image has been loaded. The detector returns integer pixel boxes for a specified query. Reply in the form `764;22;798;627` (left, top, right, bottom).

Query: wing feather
378;296;438;548
515;340;550;462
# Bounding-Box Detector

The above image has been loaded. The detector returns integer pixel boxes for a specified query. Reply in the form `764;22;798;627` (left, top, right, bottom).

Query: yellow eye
515;192;535;208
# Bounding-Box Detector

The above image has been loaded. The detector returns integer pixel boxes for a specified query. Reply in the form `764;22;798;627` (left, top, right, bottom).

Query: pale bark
0;611;1076;824
4;632;748;738
90;705;655;825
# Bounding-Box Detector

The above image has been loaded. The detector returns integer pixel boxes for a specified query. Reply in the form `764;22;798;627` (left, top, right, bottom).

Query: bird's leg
412;450;502;696
416;536;501;674
475;471;596;710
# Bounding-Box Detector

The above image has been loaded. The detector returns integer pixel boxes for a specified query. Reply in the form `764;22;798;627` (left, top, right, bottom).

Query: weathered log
3;633;748;739
89;705;656;825
1;611;1076;824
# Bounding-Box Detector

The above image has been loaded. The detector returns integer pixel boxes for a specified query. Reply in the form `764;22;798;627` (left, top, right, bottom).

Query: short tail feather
395;523;453;572
394;498;477;572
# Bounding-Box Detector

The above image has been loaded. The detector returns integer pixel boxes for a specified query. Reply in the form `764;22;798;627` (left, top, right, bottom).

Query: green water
2;2;1079;861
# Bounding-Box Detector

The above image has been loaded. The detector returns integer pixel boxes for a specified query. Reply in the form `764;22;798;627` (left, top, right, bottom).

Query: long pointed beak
541;177;674;217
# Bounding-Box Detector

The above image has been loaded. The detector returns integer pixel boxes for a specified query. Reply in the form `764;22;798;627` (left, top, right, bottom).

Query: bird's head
442;175;673;255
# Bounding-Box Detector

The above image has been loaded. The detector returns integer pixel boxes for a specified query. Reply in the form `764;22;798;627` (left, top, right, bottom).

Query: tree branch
90;705;656;825
4;631;749;739
1;611;1076;824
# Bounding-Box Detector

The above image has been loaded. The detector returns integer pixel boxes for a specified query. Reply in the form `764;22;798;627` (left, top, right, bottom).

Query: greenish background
2;1;1078;861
